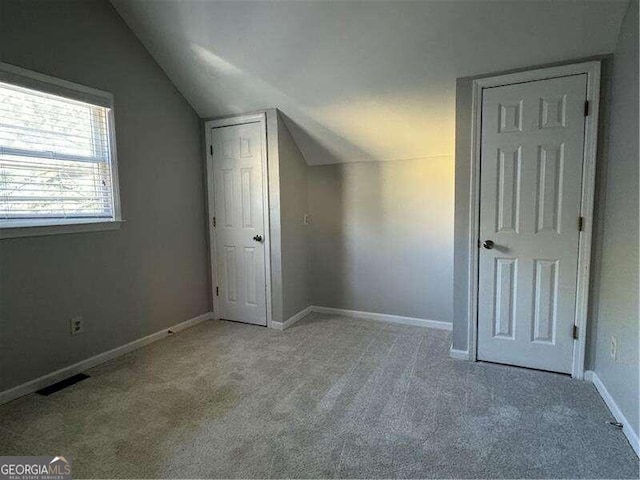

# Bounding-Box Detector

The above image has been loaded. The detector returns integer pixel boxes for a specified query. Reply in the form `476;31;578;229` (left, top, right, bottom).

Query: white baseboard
271;306;313;331
310;306;452;331
585;370;639;457
449;347;470;360
0;311;213;406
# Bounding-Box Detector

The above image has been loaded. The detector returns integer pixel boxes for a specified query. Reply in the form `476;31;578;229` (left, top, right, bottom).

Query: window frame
0;62;122;239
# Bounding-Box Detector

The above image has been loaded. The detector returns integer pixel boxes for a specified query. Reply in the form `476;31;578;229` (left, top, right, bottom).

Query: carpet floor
0;313;637;479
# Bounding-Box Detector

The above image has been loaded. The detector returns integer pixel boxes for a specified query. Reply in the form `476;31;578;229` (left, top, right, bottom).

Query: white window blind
0;81;116;225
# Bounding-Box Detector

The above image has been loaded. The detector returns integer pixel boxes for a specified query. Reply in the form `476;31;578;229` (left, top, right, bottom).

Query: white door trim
204;112;273;328
467;61;601;379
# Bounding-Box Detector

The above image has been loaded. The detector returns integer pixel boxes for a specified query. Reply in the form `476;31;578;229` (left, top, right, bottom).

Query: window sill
0;219;123;240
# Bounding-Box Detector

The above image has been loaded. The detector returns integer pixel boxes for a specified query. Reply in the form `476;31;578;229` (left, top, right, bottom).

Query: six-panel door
212;122;267;326
477;75;587;373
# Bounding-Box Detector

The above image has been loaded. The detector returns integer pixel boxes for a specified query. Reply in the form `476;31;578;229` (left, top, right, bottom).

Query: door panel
212;122;266;326
477;74;587;373
493;257;517;339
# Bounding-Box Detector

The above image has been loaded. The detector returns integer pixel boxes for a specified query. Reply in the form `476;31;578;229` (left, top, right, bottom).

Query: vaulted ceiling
111;0;627;165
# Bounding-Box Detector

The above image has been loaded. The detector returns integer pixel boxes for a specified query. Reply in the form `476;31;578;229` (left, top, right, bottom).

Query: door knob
253;235;263;242
482;240;495;249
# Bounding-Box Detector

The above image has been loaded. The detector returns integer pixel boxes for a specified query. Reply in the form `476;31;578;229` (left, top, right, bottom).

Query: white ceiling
111;0;627;165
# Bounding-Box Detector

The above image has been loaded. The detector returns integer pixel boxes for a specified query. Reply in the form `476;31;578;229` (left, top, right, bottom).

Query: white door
477;74;587;373
211;122;267;326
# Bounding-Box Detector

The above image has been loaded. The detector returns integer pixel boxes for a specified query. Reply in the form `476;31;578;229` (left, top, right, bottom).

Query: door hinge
212;216;216;228
578;216;584;231
216;286;219;296
584;101;589;117
572;325;579;340
210;145;213;156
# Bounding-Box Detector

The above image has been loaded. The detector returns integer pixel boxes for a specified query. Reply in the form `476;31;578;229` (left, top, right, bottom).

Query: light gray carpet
0;313;637;479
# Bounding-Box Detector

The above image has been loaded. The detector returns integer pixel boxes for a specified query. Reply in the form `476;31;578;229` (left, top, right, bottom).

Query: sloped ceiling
111;0;626;165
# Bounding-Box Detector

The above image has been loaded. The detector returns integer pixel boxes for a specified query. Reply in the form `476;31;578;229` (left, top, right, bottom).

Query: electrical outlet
70;316;84;336
610;335;618;361
303;213;311;225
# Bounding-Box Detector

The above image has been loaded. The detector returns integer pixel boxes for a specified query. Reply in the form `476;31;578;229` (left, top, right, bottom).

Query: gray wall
590;0;639;436
309;157;454;323
265;110;310;323
0;0;209;391
278;117;310;320
452;55;612;353
452;77;475;350
265;109;284;324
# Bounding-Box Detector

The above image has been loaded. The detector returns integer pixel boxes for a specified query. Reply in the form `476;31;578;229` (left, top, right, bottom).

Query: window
0;63;121;238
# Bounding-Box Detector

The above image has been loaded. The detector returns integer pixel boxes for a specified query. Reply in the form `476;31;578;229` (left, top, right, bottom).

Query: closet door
477;74;587;373
210;121;267;326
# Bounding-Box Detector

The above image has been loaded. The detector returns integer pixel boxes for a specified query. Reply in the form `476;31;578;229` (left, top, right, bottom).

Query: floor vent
36;373;90;396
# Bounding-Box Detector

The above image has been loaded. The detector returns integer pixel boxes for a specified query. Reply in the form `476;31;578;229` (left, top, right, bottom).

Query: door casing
204;112;272;328
467;61;601;379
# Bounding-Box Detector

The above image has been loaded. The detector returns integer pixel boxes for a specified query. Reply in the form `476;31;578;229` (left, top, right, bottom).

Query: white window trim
0;62;122;239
